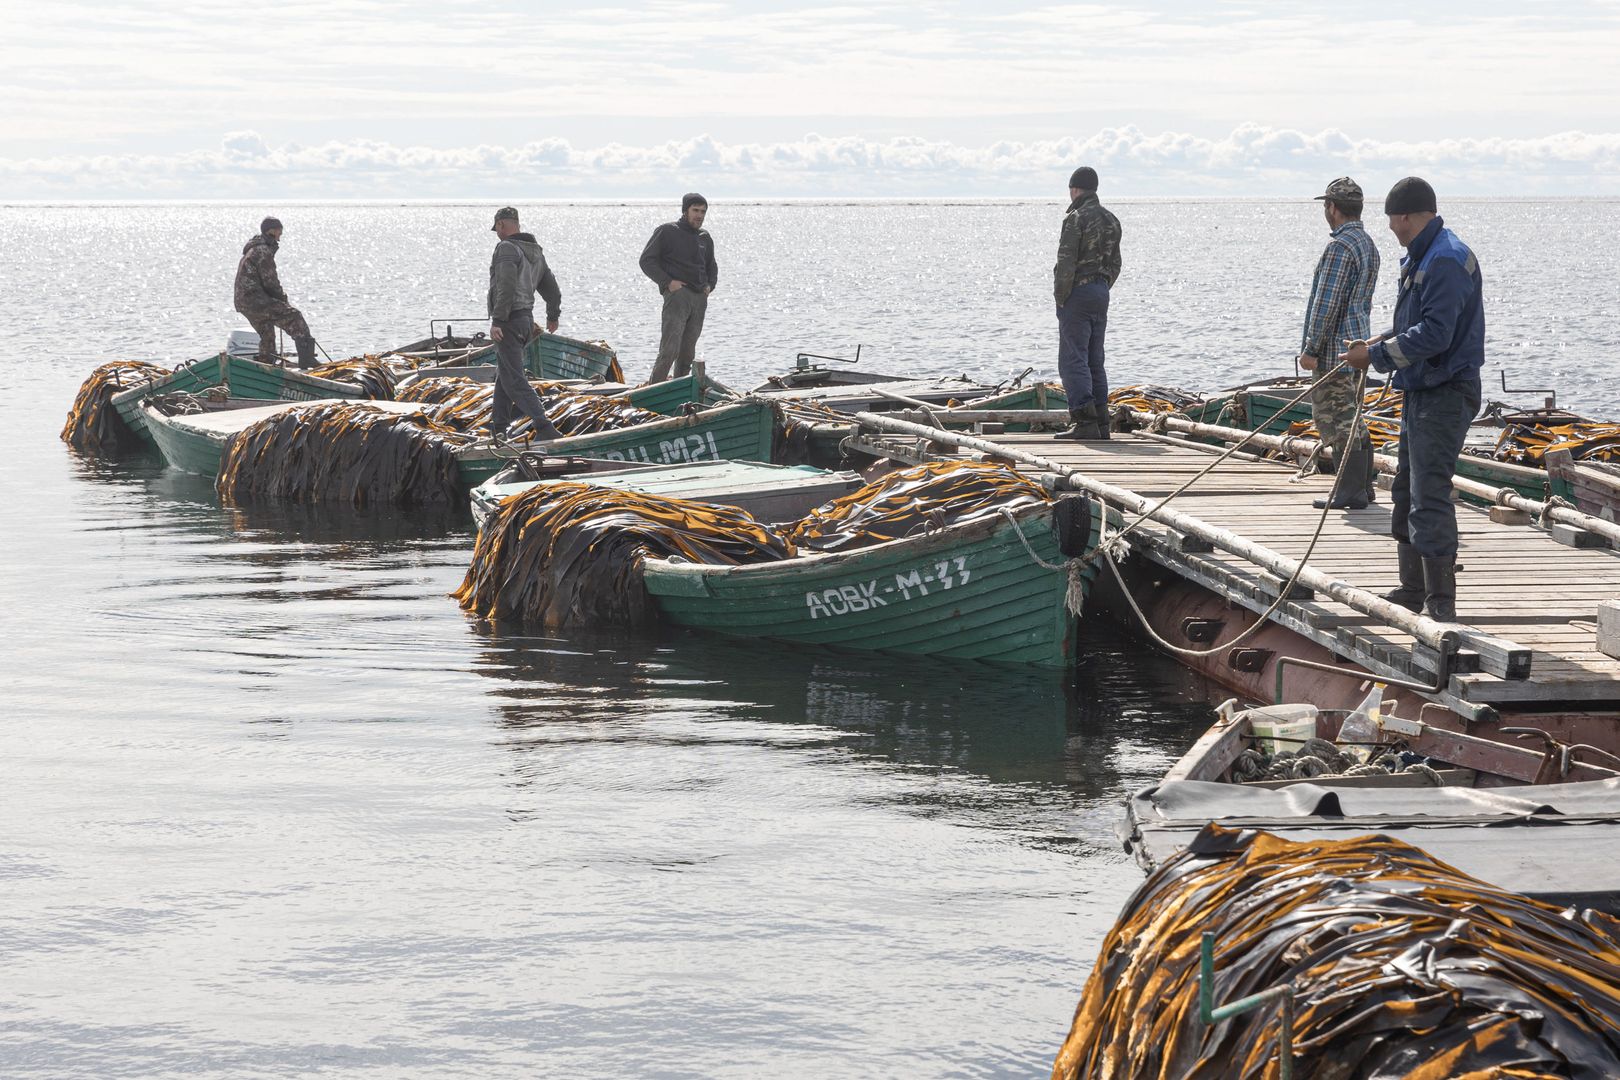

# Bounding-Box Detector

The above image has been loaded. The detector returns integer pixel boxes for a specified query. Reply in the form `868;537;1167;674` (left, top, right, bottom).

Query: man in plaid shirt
1299;177;1381;509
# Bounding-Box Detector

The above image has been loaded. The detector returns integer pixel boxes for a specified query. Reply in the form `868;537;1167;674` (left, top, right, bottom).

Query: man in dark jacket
640;193;718;383
234;216;317;367
486;207;563;441
1052;167;1123;440
1342;177;1485;621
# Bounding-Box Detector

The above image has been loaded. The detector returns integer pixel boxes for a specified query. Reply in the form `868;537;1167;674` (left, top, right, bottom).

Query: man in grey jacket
487;207;563;440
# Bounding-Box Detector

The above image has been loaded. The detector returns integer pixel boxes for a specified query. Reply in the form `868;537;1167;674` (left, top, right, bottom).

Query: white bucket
1246;704;1319;755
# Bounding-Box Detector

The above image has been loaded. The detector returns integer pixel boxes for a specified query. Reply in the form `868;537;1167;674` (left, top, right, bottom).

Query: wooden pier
846;421;1620;722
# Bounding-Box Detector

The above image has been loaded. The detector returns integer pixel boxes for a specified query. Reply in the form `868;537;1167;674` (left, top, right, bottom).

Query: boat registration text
805;558;971;619
596;430;721;465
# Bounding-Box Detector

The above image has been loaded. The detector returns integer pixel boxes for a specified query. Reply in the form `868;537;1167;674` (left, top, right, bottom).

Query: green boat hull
111;354;364;444
643;501;1095;668
455;400;780;487
518;334;620;381
142;405;231;477
958;384;1069;431
621;373;734;415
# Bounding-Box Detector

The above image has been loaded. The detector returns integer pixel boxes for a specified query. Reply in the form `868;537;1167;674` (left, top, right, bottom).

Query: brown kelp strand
61;360;172;453
789;460;1050;552
1282;386;1405;449
307;356;400;400
1109;383;1209;416
216;402;472;507
1491;421;1620;465
454;483;794;629
395;377;658;437
1050;825;1620;1080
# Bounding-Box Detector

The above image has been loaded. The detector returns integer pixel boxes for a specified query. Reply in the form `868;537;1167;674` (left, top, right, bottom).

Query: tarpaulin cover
788;460;1050;552
453;482;794;629
216;401;470;507
1051;825;1620;1080
61;360;171;453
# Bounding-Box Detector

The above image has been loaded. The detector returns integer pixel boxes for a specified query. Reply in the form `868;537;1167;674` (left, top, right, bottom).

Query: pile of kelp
61;359;171;452
456;460;1050;630
454;483;793;629
1282;385;1404;449
216;402;470;507
1108;384;1208;417
1051;825;1620;1080
396;377;658;437
790;460;1050;552
307;356;400;399
1491;421;1620;466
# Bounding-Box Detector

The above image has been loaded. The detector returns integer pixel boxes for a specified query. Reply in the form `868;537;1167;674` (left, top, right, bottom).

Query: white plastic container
1246;703;1319;755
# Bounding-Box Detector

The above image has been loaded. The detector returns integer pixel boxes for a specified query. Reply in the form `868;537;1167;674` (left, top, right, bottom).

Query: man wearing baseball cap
1298;177;1380;509
1341;177;1485;621
1052;166;1123;440
233;216;319;368
486;207;564;441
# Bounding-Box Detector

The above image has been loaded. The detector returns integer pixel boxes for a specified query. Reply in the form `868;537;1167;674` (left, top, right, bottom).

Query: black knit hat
260;216;283;234
1069;166;1098;191
1384;177;1438;215
682;192;708;212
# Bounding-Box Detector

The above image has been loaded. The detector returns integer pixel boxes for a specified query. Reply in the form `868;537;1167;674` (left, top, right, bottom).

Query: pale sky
2;0;1618;197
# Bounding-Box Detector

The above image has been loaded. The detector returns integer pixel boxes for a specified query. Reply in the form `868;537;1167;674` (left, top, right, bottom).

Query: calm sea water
3;200;1618;1078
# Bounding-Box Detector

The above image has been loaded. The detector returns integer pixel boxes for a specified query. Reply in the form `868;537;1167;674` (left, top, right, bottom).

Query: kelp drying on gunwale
396;377;659;436
216;402;470;507
307;356;401;399
788;460;1050;552
1050;824;1620;1080
453;483;795;629
61;360;172;453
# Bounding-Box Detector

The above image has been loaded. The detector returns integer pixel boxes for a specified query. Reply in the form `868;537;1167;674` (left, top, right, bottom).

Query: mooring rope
998;507;1089;616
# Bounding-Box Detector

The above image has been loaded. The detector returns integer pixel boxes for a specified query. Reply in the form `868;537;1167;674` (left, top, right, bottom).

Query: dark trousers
650;288;708;383
1057;281;1109;411
246;302;311;360
490;309;554;436
1391;378;1481;558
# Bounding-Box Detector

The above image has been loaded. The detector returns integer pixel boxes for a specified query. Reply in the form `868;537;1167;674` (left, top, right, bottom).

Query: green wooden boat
140;398;426;478
642;498;1097;668
621;372;736;415
453;399;781;488
110;353;366;444
469;460;864;530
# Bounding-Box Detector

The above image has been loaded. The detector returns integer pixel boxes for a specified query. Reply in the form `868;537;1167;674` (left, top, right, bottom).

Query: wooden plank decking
852;429;1620;713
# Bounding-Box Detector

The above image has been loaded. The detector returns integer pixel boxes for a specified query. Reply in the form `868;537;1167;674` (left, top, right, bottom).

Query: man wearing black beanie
1341;176;1485;621
640;193;719;383
1052;166;1123;440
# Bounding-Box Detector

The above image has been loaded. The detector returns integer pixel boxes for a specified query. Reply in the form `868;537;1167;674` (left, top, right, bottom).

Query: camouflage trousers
244;302;311;358
1310;364;1367;460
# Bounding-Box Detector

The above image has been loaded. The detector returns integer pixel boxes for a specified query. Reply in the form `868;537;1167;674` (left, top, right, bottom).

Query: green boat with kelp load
140;396;429;478
422;331;621;382
641;462;1100;668
453;399;782;487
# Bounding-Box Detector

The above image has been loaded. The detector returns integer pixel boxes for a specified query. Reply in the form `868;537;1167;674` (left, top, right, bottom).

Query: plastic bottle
1336;684;1385;762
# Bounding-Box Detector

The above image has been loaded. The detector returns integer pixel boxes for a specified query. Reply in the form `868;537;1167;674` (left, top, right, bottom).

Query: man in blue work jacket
1341;177;1484;621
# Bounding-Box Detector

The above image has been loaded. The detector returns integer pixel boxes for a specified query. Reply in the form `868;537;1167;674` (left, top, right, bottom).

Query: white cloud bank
5;126;1619;200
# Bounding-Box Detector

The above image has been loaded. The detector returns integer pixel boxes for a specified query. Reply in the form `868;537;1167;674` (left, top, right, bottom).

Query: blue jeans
1057;281;1109;411
1391;378;1481;558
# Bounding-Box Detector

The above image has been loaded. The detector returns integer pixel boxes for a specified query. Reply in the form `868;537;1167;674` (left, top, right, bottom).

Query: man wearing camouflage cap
1299;177;1381;509
1052;166;1123;441
486;207;564;441
1342;177;1485;621
233;216;318;368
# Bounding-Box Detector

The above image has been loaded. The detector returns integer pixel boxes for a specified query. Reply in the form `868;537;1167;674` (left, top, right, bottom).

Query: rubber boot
1383;542;1426;612
1313;443;1371;509
1421;556;1457;621
1091;402;1113;440
1054;409;1100;441
1361;436;1378;503
294;336;318;370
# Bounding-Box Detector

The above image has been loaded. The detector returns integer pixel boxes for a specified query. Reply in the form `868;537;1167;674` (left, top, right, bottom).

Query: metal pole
852;411;1464;653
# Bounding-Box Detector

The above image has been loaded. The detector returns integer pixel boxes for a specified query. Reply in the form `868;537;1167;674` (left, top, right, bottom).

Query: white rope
999;507;1089;616
1095;363;1371;659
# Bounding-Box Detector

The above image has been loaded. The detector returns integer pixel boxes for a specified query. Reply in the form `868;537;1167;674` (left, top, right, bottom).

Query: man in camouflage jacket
1052;167;1123;440
233;216;317;368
